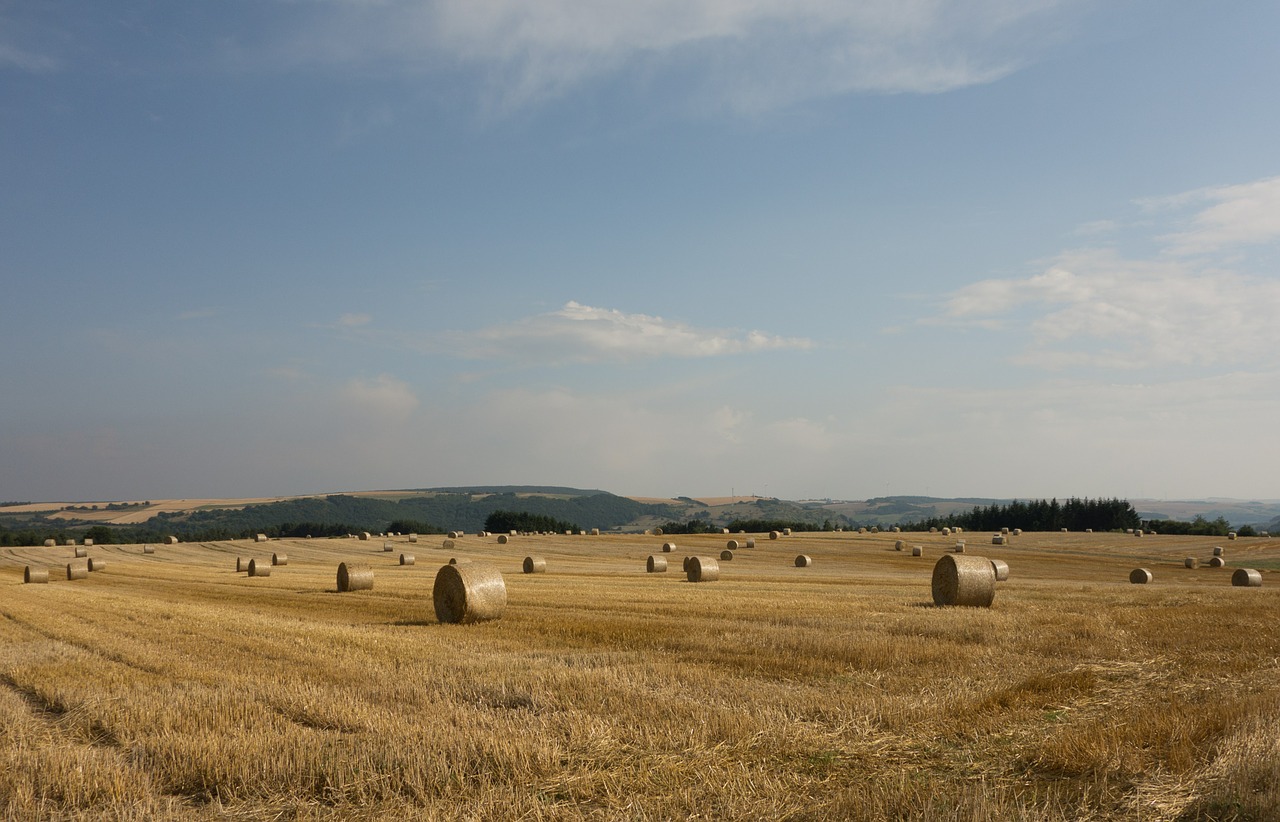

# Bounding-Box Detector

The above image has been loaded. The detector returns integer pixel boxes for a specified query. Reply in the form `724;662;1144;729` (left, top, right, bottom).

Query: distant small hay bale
43;539;56;547
408;533;418;543
591;528;600;536
720;550;734;561
654;527;664;536
942;527;951;536
895;540;906;552
337;562;374;592
1213;546;1224;557
911;546;923;557
795;554;812;568
953;527;963;533
953;542;966;553
73;546;87;558
88;558;107;572
1061;528;1068;533
433;562;506;624
523;556;547;574
662;541;675;553
566;530;574;536
1229;532;1238;540
65;538;76;546
142;545;155;554
1001;527;1010;534
66;561;89;581
1012;528;1023;536
1085;528;1093;533
858;527;867;534
442;539;456;550
1130;568;1153;584
359;532;371;541
448;531;461;539
498;534;509;544
255;534;268;543
931;554;997;607
248;558;270;577
929;526;937;533
509;530;518;536
727;539;740;550
991;534;1006;545
990;559;1009;581
892;526;901;533
1126;529;1134;535
745;538;756;548
400;553;415;566
1184;557;1198;569
165;536;178;545
783;528;792;536
83;538;93;546
1232;568;1263;587
24;566;49;584
687;556;719;582
1209;556;1225;568
383;542;394;552
1134;530;1144;538
647;555;667;573
236;557;251;572
770;531;780;540
272;553;288;566
722;528;730;535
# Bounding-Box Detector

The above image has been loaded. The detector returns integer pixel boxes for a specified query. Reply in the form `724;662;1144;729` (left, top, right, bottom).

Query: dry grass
1;530;1279;820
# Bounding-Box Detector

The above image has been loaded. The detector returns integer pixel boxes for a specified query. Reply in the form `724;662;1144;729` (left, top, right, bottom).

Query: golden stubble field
2;530;1278;821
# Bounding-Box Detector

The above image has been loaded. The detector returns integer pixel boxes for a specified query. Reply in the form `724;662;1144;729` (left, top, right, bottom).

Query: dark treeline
484;510;579;534
659;518;824;534
905;497;1141;532
1145;516;1255;537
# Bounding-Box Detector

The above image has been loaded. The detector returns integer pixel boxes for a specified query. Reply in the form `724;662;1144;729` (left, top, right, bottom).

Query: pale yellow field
2;530;1278;820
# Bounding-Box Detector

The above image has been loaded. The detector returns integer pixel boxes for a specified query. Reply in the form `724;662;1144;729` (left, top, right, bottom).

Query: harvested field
1;529;1278;820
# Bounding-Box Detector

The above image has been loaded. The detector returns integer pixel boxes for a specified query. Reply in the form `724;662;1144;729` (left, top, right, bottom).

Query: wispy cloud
340;374;420;422
266;0;1079;112
1149;175;1280;256
0;41;59;73
337;312;372;328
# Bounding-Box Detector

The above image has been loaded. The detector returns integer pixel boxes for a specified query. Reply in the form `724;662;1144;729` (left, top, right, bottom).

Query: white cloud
340;374;419;422
337;312;372;328
449;301;812;363
269;0;1079;112
1152;175;1280;256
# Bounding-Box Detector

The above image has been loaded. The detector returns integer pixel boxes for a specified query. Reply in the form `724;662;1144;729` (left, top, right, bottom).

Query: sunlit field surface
3;530;1279;820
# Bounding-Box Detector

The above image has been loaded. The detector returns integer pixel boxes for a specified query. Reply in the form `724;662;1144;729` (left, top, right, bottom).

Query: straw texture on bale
142;545;154;554
745;537;756;548
911;546;923;557
591;528;600;536
1229;532;1238;540
408;533;418;543
24;566;49;584
255;534;268;543
433;562;507;624
383;542;394;552
400;553;415;566
497;534;509;544
895;540;906;551
523;556;547;574
271;553;287;566
931;554;997;607
653;527;663;536
795;554;812;567
647;555;667;573
686;556;719;582
360;532;371;541
337;562;374;592
1232;568;1262;587
65;539;76;546
88;558;107;572
783;528;792;536
66;562;88;581
1001;527;1010;534
448;557;468;565
1185;557;1198;569
1130;568;1153;584
236;557;250;572
991;534;1006;545
724;539;738;550
1135;530;1144;538
1012;528;1023;536
1213;546;1224;557
248;559;270;577
165;536;178;544
953;542;966;553
83;538;94;546
1209;556;1225;568
43;539;56;547
990;559;1010;581
770;531;780;540
662;541;675;553
720;550;734;561
442;539;456;549
74;546;87;558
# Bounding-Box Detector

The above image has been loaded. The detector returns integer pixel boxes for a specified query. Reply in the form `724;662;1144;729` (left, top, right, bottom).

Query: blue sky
4;1;1280;503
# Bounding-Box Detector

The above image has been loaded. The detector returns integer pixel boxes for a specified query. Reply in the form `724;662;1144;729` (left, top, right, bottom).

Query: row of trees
906;497;1142;533
483;510;579;534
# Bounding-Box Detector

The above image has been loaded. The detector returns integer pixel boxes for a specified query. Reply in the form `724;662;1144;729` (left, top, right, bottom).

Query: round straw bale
591;528;600;536
929;527;937;533
523;556;547;574
783;528;792;536
795;554;812;567
448;557;468;565
942;527;951;535
248;558;270;577
1232;568;1262;587
165;536;178;544
662;541;675;553
24;566;49;584
272;552;287;566
1228;531;1237;540
65;538;76;546
647;555;667;573
1012;528;1023;536
142;545;154;554
408;533;418;543
433;562;506;623
447;531;460;539
990;559;1009;581
722;528;730;534
726;539;740;550
953;542;965;553
83;538;94;546
770;530;780;540
1001;527;1010;534
745;537;756;548
654;527;663;536
383;541;393;552
687;556;719;582
991;534;1006;545
720;550;734;561
497;534;509;544
912;546;923;557
442;538;455;549
255;533;268;543
1209;556;1225;568
859;527;867;534
43;539;56;547
1134;530;1144;538
895;540;906;551
892;526;901;533
1213;546;1223;557
931;554;997;607
1085;528;1093;533
400;553;415;566
236;557;250;572
1184;557;1198;569
337;562;374;592
66;562;88;581
74;546;87;558
88;558;107;572
1129;568;1153;584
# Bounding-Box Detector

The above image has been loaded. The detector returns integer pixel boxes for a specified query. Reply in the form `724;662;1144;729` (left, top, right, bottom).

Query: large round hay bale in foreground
88;558;107;572
337;562;374;592
523;556;547;574
720;550;734;561
272;553;288;566
434;562;506;624
248;559;270;577
24;566;49;584
497;534;509;544
1130;568;1153;584
989;559;1009;581
1184;557;1198;569
911;546;923;557
1232;568;1262;587
662;541;675;553
726;539;740;550
932;554;997;607
646;555;667;573
1209;556;1225;568
687;556;719;582
66;562;88;581
795;554;812;567
400;553;415;566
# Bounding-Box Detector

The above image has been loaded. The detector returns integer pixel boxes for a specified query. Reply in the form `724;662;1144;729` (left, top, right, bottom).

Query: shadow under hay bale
400;553;415;566
337;562;374;592
66;562;88;581
1232;568;1262;587
433;562;506;624
932;554;996;607
1130;568;1153;584
523;556;547;574
647;555;667;573
24;566;49;584
990;559;1009;581
720;550;734;561
687;556;719;582
272;553;288;566
795;555;812;567
248;559;270;577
